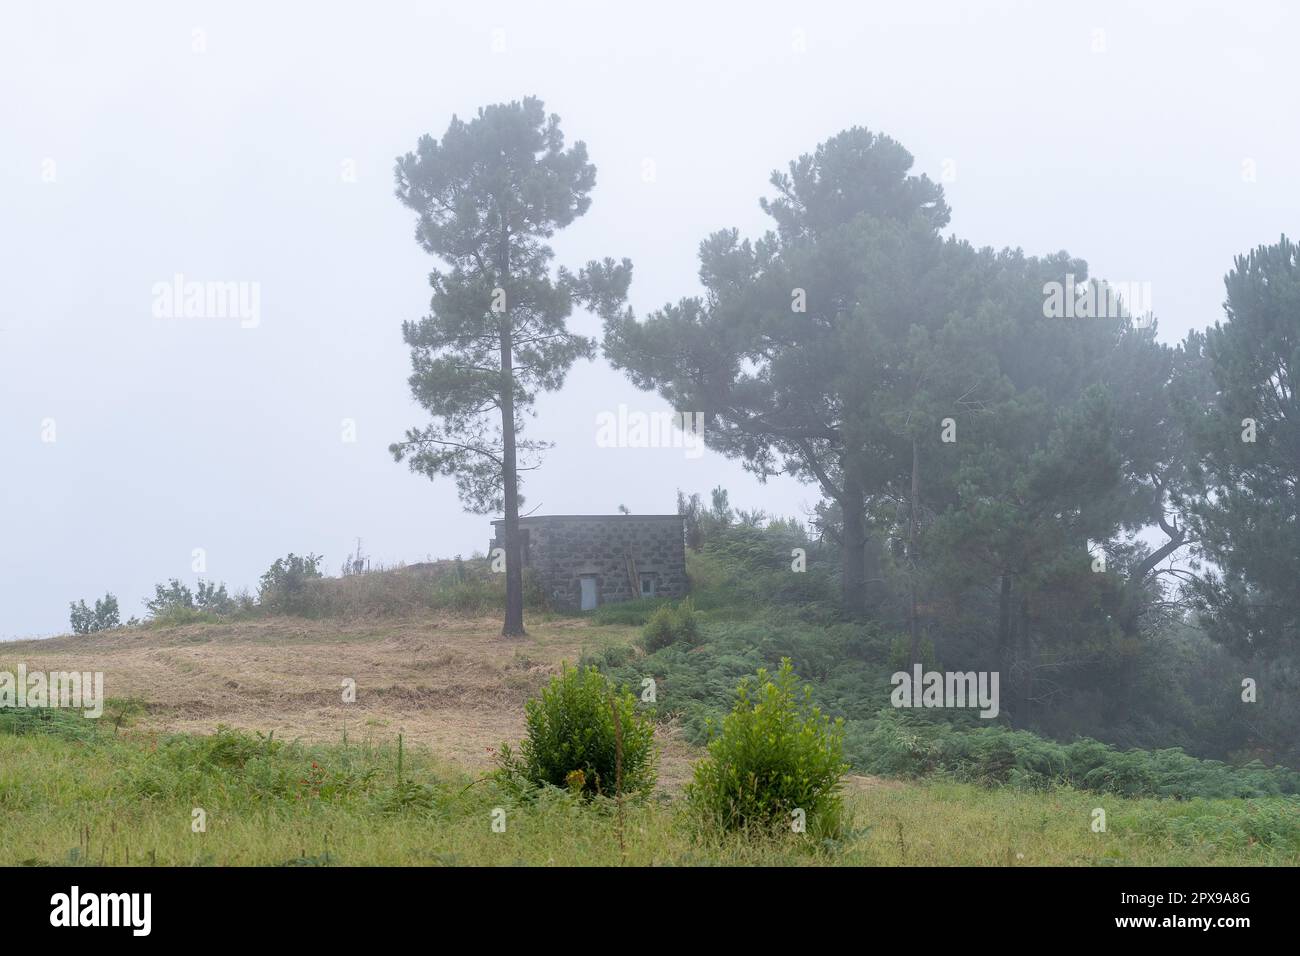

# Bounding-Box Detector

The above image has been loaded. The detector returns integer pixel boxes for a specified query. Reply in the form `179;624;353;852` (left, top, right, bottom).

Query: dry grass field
0;612;701;790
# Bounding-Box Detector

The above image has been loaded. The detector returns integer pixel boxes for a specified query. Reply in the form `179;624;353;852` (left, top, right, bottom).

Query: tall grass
243;560;549;620
1;724;1295;866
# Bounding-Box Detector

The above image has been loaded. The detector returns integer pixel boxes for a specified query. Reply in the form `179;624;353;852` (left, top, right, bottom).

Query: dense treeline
610;514;1298;775
601;126;1296;766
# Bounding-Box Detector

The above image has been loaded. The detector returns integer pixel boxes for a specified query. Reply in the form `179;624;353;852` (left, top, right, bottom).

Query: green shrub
69;593;120;634
196;580;236;614
144;578;237;625
257;553;324;614
686;659;848;838
681;519;839;621
641;599;700;652
498;665;656;799
146;579;193;617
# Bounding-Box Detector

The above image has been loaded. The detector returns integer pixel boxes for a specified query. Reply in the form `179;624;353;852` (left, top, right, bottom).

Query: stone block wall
489;515;687;610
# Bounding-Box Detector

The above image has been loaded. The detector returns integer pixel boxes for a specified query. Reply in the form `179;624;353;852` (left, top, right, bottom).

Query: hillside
0;610;700;791
2;590;1299;866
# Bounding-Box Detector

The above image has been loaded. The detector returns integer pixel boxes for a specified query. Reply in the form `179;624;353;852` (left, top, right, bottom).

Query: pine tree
391;97;631;636
1180;235;1300;652
603;127;950;614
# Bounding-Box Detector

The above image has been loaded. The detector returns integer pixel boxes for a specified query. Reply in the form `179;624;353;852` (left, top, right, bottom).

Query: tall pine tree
391;97;631;636
603;127;950;615
1180;235;1300;652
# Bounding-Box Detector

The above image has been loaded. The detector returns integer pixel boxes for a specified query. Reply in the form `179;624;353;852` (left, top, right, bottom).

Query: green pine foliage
1180;235;1300;652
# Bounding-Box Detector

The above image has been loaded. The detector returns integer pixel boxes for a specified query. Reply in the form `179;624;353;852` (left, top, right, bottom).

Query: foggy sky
3;0;1297;638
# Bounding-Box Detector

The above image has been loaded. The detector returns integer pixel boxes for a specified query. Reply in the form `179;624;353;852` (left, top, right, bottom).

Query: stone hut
489;514;688;611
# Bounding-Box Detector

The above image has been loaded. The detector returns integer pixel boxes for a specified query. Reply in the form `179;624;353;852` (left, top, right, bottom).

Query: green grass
2;723;1296;866
589;597;673;627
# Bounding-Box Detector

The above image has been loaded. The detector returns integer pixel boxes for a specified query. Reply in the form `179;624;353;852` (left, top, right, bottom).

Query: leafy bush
641;599;700;652
498;665;656;799
146;579;193;617
257;553;324;614
145;578;237;624
686;659;848;838
69;593;120;634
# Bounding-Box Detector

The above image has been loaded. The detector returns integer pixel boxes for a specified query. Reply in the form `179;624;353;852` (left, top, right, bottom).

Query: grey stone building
489;514;688;610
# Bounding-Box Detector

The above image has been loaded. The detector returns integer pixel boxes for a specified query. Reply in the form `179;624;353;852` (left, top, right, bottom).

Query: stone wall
490;515;687;610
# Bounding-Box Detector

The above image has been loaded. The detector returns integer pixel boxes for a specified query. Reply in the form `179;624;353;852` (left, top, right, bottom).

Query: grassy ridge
2;720;1296;866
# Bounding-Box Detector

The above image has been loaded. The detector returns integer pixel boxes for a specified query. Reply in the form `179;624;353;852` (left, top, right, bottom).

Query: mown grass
2;720;1295;866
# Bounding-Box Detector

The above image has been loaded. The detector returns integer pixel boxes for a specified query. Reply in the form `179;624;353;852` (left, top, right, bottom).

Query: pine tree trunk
499;329;526;637
497;231;526;638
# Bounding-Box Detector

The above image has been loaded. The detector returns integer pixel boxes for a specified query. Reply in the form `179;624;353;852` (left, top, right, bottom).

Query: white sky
2;0;1297;638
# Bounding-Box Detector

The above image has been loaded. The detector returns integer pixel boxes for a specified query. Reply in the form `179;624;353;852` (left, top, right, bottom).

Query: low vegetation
68;593;122;634
37;497;1297;865
640;599;701;652
496;665;657;800
68;553;554;635
687;659;849;839
597;617;1300;801
2;716;1297;866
